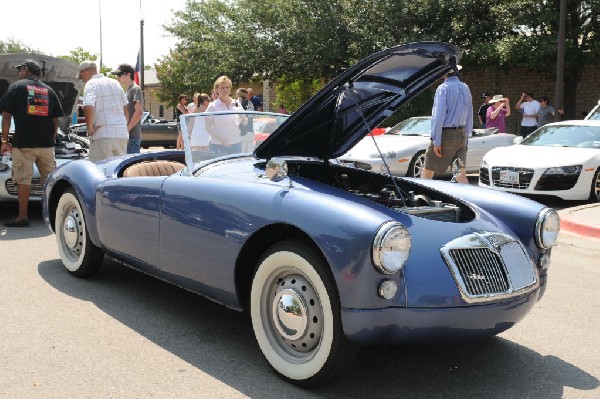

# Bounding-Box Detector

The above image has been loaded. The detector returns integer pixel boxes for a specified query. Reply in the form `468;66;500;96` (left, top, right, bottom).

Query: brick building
140;64;600;129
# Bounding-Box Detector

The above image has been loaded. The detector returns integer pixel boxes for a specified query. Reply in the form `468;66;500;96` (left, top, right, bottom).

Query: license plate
499;170;519;184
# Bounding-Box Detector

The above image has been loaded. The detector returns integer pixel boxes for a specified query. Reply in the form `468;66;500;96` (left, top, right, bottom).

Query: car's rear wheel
250;241;357;388
407;151;426;177
55;189;104;277
590;168;600;202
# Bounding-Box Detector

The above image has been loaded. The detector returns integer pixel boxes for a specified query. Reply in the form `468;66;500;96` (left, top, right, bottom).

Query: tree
58;47;113;76
0;38;36;54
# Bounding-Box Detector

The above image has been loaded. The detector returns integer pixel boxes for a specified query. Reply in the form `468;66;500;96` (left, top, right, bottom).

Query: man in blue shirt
422;65;473;184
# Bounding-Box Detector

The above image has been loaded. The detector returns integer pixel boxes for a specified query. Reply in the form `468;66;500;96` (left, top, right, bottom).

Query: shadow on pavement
38;258;598;398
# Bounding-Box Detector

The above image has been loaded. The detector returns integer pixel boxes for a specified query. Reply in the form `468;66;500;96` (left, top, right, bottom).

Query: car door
96;177;164;265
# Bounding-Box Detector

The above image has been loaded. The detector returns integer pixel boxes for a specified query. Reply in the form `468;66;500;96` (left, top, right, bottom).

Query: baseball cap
481;92;493;99
110;63;135;76
76;60;97;79
14;59;41;76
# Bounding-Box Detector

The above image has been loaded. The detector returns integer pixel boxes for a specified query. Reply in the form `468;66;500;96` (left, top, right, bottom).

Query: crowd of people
174;78;264;153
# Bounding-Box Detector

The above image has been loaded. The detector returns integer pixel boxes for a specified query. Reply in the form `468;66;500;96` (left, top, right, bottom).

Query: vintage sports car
480;120;600;201
42;42;559;387
339;116;517;178
0;54;86;201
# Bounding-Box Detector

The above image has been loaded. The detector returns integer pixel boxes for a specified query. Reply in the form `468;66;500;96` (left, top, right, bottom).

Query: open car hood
0;53;82;128
255;42;462;161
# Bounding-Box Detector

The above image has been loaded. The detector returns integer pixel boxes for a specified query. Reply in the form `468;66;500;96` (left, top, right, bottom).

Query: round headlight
372;222;411;274
536;208;560;249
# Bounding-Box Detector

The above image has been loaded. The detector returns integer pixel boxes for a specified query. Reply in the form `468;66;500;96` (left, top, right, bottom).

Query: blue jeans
127;136;141;154
210;142;241;155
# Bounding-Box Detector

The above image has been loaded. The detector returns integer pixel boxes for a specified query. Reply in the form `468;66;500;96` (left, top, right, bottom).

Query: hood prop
346;86;408;203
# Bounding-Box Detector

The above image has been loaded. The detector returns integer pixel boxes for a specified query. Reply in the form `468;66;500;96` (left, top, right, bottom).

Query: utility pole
140;18;145;91
554;0;566;121
99;0;103;70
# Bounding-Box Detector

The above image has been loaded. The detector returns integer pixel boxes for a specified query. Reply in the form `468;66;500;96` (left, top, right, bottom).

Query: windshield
180;111;290;171
521;124;600;148
585;102;600;120
386;117;431;136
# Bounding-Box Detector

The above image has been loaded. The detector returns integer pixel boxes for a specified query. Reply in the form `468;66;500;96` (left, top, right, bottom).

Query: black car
70;112;178;149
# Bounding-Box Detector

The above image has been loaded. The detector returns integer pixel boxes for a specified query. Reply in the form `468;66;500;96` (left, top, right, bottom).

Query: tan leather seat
123;160;186;177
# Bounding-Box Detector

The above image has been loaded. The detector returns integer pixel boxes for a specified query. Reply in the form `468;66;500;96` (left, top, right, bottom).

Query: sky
0;0;188;69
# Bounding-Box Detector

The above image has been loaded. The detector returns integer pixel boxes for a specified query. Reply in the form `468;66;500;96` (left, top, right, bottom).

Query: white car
338;116;517;177
479;120;600;202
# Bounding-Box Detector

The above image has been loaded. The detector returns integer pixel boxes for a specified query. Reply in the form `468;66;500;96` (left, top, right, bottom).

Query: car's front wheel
55;189;104;277
590;168;600;202
250;241;357;388
407;151;426;177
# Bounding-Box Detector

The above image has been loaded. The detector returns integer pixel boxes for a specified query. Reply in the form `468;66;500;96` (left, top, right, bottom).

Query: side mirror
266;158;288;182
514;136;524;144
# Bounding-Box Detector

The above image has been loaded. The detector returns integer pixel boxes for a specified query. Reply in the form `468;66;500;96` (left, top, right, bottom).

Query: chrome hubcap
270;274;323;353
62;209;82;255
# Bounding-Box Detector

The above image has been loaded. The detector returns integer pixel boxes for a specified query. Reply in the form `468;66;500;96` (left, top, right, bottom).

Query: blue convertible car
42;42;559;387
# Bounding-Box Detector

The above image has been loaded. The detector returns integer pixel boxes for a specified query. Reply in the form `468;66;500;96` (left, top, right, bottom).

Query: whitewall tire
55;189;103;277
250;241;356;388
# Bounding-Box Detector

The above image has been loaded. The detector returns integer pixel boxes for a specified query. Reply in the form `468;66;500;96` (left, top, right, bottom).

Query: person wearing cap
111;63;143;154
77;60;128;161
486;95;511;133
537;96;556;127
514;92;540;138
0;59;64;227
478;93;493;128
422;64;473;184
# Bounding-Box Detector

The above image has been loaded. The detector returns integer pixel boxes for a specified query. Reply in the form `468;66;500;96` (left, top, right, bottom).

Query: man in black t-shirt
478;93;493;128
0;59;64;227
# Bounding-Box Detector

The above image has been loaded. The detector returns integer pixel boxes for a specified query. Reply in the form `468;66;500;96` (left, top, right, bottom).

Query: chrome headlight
373;222;411;274
543;165;582;175
535;208;560;249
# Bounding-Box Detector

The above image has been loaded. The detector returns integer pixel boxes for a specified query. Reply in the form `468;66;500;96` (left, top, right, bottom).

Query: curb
559;203;600;240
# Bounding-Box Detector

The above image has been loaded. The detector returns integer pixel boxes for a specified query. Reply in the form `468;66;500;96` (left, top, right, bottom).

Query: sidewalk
558;203;600;240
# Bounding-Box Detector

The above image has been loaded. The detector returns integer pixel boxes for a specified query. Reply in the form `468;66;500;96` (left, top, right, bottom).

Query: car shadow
0;203;52;240
38;258;598;398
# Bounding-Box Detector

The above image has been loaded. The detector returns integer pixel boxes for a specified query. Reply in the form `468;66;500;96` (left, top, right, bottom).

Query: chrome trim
441;232;538;303
372;221;411;275
535;208;560;249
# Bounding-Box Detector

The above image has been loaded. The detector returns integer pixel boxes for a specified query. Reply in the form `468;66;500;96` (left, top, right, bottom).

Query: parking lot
1;193;599;398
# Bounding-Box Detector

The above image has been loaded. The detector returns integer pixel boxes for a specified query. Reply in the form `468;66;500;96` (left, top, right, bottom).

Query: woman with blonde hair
205;76;245;154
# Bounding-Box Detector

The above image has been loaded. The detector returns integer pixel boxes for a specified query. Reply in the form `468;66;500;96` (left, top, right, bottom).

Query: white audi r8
480;120;600;202
339;116;516;178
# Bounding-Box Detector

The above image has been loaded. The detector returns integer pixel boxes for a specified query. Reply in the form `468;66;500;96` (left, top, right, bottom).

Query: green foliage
273;78;321;112
0;38;36;54
155;0;598;116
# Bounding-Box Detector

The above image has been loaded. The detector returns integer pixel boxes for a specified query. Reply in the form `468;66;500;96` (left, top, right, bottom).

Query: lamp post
98;0;103;70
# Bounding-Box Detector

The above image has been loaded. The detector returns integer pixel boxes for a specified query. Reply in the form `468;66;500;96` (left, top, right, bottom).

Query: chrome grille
448;248;509;295
441;232;538;303
5;178;43;197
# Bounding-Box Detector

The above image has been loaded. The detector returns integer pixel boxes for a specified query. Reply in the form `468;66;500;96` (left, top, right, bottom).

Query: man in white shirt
78;60;129;161
514;92;540;138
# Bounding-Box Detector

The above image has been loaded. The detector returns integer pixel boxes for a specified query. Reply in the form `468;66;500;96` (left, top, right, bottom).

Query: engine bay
283;160;475;222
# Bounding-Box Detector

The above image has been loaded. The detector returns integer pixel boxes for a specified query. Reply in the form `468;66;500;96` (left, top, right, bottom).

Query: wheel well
46;180;74;232
235;224;326;310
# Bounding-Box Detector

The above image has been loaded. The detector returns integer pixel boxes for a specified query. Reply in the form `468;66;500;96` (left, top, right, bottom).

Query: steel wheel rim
262;268;324;360
61;205;83;261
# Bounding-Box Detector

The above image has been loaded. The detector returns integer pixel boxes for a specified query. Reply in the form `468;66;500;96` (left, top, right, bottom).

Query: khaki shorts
424;127;468;175
89;137;128;162
11;147;56;185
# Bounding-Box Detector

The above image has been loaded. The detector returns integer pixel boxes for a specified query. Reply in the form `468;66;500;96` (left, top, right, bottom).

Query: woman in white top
189;93;211;151
205;76;245;155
